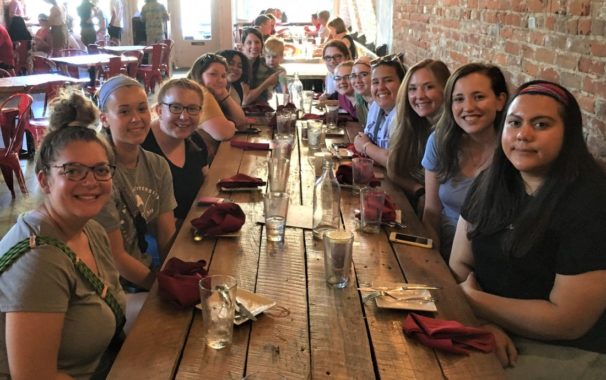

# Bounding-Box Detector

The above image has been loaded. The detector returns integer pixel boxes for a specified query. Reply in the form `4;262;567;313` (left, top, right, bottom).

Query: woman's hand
480;323;518;368
353;132;371;155
460;271;482;294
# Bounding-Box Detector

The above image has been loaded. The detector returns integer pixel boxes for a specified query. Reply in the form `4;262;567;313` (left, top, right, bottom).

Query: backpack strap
0;234;126;336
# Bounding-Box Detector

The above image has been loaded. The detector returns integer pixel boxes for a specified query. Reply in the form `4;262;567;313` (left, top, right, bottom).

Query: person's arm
106;229;154;289
244;71;280;105
460;269;606;341
352;132;388;167
5;312;74;379
208;86;249;129
155;210;176;261
422;169;441;246
199;116;236;141
449;216;475;282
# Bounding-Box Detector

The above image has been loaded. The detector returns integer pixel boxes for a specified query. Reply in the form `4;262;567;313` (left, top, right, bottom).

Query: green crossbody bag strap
0;234;126;335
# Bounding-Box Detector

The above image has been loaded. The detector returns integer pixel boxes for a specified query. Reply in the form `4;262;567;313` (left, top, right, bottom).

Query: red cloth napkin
230;140;270;150
354;194;397;222
157;257;208;307
335;163;381;187
218;173;266;189
402;313;495;355
301;113;323;120
190;202;246;237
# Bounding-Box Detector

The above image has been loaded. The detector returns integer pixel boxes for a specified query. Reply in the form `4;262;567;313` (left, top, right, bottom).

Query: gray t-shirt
0;210;126;379
95;147;177;267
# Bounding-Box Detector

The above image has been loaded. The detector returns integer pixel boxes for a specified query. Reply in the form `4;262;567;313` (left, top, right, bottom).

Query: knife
357;284;441;292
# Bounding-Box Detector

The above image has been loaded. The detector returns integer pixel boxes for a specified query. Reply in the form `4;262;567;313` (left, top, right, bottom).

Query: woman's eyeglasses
333;74;351;82
52;163;116;181
161;103;202;115
323;53;344;62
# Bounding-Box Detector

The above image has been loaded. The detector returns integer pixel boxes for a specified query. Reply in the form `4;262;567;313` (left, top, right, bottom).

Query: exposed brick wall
391;0;606;161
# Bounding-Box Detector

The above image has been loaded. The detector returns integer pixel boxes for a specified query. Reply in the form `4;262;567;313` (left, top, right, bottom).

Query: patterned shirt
141;1;168;43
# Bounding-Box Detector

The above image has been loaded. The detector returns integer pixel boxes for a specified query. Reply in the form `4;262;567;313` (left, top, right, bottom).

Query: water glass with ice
199;275;237;349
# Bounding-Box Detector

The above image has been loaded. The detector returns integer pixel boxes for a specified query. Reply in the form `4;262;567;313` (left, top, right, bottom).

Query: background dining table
108;119;505;379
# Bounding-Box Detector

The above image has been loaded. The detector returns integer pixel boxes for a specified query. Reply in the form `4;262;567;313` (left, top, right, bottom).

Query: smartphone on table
389;232;433;249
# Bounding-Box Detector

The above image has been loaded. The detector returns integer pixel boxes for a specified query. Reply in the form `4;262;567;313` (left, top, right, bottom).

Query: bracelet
220;95;230;104
362;142;371;156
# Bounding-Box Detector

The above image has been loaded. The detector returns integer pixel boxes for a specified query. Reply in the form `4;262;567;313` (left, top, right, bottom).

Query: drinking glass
263;192;289;242
199;275;237;349
323;230;354;288
268;157;290;193
360;188;386;234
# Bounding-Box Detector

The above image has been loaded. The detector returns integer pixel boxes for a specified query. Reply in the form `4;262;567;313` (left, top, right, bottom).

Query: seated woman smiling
142;78;209;224
0;90;125;378
450;81;606;375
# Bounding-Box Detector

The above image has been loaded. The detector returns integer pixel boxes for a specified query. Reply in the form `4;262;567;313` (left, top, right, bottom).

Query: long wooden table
49;53;139;86
108;122;505;379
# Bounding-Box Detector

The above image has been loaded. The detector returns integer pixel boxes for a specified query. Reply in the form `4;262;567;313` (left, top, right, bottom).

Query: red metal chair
32;55;59;74
160;39;173;78
122;50;143;78
137;43;166;93
0;68;13;77
0;93;33;198
99;56;127;81
13;40;30;75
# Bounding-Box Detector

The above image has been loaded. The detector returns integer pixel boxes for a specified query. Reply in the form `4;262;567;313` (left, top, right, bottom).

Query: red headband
517;82;569;106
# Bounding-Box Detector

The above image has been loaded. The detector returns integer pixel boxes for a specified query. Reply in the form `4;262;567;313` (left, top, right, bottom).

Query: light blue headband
98;75;144;110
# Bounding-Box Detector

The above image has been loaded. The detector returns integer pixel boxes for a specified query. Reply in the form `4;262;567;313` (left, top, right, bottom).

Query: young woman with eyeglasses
0;89;126;378
94;75;177;291
387;59;450;212
331;60;357;119
321;40;350;96
422;63;508;260
142;78;209;223
350;56;373;126
353;55;406;167
450;81;606;375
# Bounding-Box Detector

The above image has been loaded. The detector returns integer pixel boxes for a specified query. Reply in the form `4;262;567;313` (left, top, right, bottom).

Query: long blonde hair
387;59;450;187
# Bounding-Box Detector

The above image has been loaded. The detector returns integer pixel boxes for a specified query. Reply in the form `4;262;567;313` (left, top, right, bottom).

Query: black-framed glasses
323;53;344;62
350;72;370;80
51;163;116;181
161;102;202;115
334;74;351;82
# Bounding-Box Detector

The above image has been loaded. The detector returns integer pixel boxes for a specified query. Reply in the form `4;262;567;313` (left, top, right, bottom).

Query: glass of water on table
199;275;237;349
263;192;289;242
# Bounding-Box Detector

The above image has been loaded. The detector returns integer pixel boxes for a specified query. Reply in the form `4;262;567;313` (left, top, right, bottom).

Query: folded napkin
230;140;270;150
335;163;381;187
301;113;323;120
190;202;246;237
402;313;495;355
218;173;266;189
354;194;397;222
157;257;208;307
338;113;356;123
